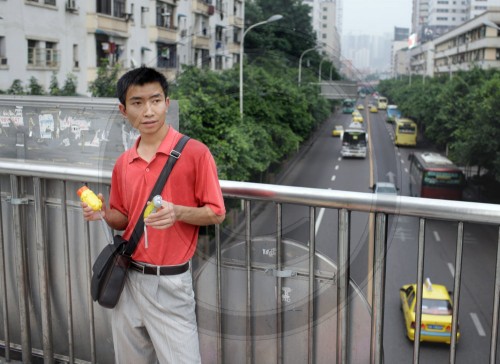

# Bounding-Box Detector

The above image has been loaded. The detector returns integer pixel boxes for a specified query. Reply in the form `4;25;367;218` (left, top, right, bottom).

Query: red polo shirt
109;127;225;265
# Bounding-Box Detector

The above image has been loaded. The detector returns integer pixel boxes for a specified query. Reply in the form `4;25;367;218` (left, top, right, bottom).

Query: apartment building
408;7;500;78
303;0;342;69
0;0;244;96
467;0;500;18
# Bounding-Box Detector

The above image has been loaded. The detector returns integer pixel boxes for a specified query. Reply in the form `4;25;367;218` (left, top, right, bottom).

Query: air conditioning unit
180;29;187;37
208;5;215;15
0;57;7;66
66;0;77;12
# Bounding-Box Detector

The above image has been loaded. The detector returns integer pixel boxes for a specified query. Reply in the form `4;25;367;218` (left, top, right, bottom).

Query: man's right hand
81;193;106;221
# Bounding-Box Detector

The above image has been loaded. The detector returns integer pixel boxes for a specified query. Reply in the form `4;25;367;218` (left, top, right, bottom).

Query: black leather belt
130;261;189;276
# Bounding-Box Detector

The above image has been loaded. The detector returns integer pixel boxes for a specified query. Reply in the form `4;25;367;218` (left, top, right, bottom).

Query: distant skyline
342;0;412;36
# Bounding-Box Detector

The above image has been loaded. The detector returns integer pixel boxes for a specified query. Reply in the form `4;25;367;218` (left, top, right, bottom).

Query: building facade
408;8;500;78
0;0;244;96
303;0;342;71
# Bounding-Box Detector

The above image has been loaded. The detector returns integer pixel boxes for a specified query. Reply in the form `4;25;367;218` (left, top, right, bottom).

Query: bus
386;105;401;123
394;118;417;147
342;99;355;114
408;152;465;200
377;96;388;110
341;122;368;158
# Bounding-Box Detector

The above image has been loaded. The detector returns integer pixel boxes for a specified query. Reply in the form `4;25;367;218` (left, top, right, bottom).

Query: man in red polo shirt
81;67;225;363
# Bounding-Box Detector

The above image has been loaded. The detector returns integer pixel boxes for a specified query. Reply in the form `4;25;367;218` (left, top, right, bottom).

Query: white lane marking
397;151;401;156
335;165;339;170
447;263;455;277
400;159;405;164
433;231;441;242
404;168;408;173
338;157;342;161
331;175;336;181
316;207;325;236
470;313;486;336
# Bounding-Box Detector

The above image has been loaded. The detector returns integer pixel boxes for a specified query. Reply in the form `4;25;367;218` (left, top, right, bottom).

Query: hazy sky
342;0;413;36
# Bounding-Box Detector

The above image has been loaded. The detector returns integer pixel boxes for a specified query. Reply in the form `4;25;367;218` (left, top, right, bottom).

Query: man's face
119;82;169;136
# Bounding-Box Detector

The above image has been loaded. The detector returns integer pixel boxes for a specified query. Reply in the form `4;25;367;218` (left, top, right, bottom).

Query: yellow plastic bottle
77;186;102;211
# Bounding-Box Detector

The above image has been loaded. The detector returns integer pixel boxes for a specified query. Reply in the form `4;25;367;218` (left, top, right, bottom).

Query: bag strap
123;134;190;256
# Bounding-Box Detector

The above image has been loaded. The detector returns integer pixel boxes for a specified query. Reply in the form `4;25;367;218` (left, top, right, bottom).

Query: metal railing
1;158;500;363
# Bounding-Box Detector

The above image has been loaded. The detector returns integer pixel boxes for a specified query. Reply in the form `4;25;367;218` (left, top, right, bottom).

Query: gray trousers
112;268;201;364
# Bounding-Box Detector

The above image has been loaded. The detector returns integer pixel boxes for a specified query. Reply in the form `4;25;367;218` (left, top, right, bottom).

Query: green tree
27;76;45;95
49;72;61;96
88;59;121;97
7;79;25;95
61;73;78;96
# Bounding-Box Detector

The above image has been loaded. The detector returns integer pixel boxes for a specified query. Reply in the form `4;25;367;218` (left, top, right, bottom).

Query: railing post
370;213;387;364
276;203;284;364
337;209;350;364
60;181;75;363
413;218;427;363
10;175;32;363
450;222;464;362
245;200;252;364
0;178;10;361
490;226;500;364
308;206;316;364
33;177;54;362
215;223;223;364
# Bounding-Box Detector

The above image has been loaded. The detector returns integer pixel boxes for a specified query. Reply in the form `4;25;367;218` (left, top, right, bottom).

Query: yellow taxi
352;110;364;123
357;104;364;110
369;104;378;113
332;125;343;137
400;278;460;344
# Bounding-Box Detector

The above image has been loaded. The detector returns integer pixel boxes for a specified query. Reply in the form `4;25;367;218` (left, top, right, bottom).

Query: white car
372;182;398;195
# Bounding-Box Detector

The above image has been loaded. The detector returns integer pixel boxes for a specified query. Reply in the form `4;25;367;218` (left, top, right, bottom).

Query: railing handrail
2;157;500;224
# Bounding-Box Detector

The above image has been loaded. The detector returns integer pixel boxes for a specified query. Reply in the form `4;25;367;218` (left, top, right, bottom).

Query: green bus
342;99;355;114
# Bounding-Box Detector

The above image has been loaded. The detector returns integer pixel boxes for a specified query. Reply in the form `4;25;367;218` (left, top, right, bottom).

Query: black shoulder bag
90;135;190;309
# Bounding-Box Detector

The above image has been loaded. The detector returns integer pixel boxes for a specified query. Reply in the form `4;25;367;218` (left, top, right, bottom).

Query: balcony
151;26;178;44
87;12;129;35
228;15;243;28
192;34;210;49
194;0;210;14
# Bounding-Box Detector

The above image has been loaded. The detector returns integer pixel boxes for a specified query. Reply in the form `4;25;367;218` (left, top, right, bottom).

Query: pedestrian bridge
317;81;358;100
1;158;500;363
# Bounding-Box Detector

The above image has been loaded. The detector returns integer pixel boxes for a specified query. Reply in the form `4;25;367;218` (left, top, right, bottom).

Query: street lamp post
298;46;319;86
239;14;283;118
318;58;326;82
329;62;335;81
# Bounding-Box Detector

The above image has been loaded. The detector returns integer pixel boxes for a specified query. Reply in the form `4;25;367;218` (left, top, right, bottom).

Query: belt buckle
156;266;161;276
134;262;146;274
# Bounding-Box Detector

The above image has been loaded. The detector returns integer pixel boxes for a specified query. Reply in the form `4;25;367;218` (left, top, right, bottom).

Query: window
27;0;56;5
156;3;174;28
95;34;124;67
73;44;79;68
215;55;223;70
27;39;59;67
157;44;176;68
96;0;126;18
0;36;6;66
45;41;58;67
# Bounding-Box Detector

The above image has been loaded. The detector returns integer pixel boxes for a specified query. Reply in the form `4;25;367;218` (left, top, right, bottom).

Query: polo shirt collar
127;126;179;164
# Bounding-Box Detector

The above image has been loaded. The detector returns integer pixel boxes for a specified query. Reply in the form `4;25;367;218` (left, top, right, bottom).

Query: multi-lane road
244;101;499;363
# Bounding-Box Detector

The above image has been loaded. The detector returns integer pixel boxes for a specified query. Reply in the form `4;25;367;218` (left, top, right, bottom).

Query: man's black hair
116;67;169;106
